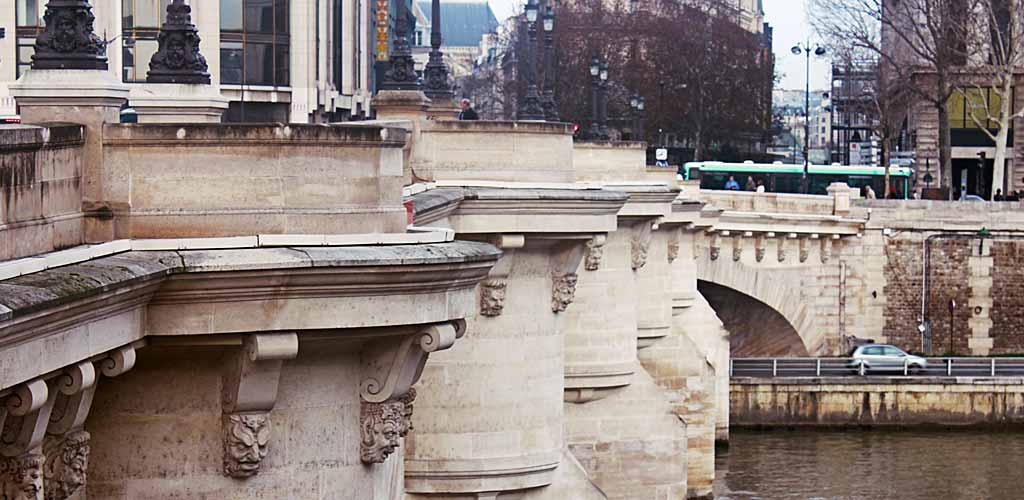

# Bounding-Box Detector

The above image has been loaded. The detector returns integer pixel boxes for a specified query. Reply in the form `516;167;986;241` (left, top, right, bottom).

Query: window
863;346;883;356
948;88;1007;130
15;0;45;78
220;0;291;86
122;0;174;82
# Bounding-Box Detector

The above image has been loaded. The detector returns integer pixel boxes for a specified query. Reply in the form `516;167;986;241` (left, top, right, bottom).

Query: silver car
848;344;927;374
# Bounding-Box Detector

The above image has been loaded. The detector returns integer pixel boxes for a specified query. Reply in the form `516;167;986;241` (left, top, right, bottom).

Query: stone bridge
0;74;731;500
688;186;1024;359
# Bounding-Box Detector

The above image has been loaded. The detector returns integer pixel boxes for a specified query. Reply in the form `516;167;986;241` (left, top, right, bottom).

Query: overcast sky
487;0;831;91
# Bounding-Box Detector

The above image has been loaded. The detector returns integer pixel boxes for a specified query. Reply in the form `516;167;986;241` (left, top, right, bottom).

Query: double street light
518;0;558;121
791;42;827;194
588;57;610;139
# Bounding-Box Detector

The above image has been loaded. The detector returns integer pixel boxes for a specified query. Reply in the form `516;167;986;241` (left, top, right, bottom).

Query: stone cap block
0;124;84;151
102;122;408;148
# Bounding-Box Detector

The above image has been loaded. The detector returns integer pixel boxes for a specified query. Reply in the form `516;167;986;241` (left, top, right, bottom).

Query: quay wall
731;377;1024;427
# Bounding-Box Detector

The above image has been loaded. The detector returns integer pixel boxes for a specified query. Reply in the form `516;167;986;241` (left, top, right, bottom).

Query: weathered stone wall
731;378;1024;427
985;241;1024;353
0;124;86;260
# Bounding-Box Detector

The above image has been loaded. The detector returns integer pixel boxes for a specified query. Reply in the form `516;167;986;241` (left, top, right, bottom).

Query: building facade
1;0;377;122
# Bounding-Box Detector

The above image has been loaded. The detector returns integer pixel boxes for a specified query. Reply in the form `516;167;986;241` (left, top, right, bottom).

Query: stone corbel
222;333;299;479
754;235;766;263
821;237;834;263
0;380;54;500
799;237;810;263
732;236;743;262
360;321;465;464
584;234;607;271
709;232;720;261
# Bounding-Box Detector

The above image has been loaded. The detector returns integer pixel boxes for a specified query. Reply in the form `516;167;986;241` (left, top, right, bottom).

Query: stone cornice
603;184;680;219
406;189;464;226
712;211;864;236
0;242;501;390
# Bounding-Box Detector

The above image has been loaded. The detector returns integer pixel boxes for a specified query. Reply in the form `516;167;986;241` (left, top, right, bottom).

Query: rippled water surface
714;430;1024;500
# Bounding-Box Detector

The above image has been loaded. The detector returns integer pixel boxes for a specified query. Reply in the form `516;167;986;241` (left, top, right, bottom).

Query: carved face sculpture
5;453;44;500
44;431;91;500
585;240;604;271
479;279;507;317
50;11;82;53
551;273;578;313
223;414;270;478
360;400;406;464
165;36;187;69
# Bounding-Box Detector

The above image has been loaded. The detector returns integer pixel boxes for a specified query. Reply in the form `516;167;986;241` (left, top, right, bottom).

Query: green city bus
682;161;913;198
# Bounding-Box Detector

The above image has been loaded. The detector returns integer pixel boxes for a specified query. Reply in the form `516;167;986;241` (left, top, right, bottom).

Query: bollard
772;359;777;377
991;358;996;377
947;358;952;376
730;359;734;377
859;361;866;376
903;358;908;376
816;358;821;377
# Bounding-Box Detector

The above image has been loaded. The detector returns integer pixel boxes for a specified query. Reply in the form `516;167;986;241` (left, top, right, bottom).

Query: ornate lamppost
422;0;452;100
381;0;421;90
541;4;558;121
518;0;545;121
31;0;108;70
147;0;210;84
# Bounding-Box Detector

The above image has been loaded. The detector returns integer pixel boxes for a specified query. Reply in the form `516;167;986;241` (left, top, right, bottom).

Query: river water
714;430;1024;500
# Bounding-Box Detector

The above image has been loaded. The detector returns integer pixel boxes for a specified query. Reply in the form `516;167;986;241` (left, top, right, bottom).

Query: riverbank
731;376;1024;428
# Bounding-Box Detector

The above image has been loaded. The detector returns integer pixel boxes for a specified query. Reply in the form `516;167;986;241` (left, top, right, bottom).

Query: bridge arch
696;252;825;356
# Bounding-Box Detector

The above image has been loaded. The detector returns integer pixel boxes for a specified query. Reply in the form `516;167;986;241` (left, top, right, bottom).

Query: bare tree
811;0;981;198
954;0;1024;199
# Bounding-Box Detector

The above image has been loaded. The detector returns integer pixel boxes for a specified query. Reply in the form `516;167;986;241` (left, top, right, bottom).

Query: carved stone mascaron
360;389;416;464
223;413;271;478
43;431;90;500
551;273;578;313
479;279;508;317
1;452;45;500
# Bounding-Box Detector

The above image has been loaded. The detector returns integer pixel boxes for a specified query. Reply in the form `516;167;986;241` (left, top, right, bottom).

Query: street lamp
518;0;545;120
791;42;827;193
585;57;606;141
630;94;645;141
541;4;558;121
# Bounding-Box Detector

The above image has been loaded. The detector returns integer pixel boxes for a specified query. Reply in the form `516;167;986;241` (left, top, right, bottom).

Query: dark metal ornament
422;0;452;100
147;0;211;84
32;0;107;70
380;0;421;91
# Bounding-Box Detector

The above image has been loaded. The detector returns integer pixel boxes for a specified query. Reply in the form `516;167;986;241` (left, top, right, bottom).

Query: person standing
755;179;766;193
725;176;740;190
745;176;757;191
864;186;877;199
458;99;479;120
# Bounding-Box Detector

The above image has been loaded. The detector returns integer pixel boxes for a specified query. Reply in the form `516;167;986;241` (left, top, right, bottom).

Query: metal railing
730;357;1024;378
